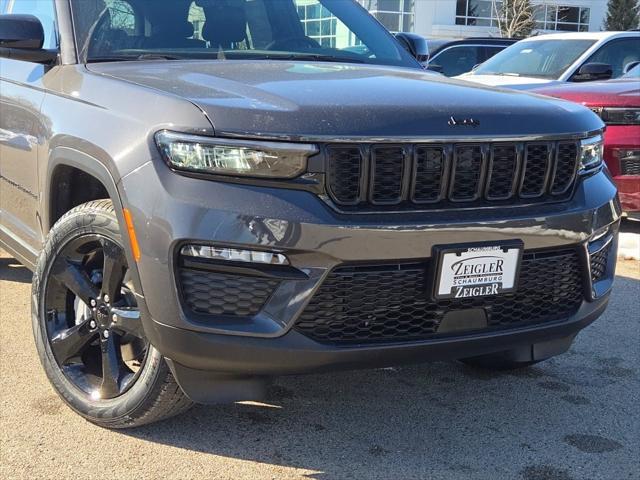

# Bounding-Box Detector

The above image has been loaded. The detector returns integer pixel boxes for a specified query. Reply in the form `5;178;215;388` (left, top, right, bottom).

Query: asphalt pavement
1;226;638;480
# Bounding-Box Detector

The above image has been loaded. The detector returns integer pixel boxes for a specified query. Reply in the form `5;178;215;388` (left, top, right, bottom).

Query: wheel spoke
61;236;94;262
99;334;121;398
51;258;99;305
111;307;144;339
100;239;127;303
50;319;97;364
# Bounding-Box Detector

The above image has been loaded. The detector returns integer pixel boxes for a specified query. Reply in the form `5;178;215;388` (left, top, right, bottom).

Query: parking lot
1;226;638;480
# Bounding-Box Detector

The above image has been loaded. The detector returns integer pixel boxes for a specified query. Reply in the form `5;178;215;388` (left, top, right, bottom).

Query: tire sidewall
32;203;165;424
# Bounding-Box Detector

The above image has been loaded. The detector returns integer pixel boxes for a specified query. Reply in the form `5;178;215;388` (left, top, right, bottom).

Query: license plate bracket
432;240;524;300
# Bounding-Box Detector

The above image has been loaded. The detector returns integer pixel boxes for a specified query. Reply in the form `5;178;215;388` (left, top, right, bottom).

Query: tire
32;199;192;428
459;352;542;371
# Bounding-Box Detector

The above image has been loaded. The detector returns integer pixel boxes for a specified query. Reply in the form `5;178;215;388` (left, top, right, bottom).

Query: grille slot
551;142;578;194
295;249;584;345
487;144;519;200
520;143;550;198
411;146;447;203
370;146;406;204
326;146;363;205
179;269;279;316
451;145;484;201
325;139;580;210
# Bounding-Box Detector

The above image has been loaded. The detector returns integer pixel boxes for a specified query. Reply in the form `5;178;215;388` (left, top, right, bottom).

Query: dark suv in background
0;0;620;428
425;37;517;76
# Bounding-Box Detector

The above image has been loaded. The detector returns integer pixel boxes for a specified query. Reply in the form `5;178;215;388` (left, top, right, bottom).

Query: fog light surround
180;244;289;265
590;226;610;242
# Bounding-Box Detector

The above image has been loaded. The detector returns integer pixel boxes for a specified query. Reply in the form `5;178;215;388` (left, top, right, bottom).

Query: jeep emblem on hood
448;116;480;127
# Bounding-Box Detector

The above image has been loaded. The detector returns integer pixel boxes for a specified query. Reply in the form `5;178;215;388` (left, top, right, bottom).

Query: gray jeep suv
0;0;620;428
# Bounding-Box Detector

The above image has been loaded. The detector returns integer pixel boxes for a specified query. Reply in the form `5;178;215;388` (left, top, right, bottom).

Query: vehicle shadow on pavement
122;270;639;480
0;257;32;284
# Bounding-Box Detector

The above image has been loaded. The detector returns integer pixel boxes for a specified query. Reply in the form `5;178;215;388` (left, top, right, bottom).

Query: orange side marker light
123;208;141;262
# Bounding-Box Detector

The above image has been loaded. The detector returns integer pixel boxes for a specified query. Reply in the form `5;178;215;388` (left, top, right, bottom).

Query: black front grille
590;244;610;282
295;249;584;345
620;156;640;175
179;269;279;316
325;140;580;210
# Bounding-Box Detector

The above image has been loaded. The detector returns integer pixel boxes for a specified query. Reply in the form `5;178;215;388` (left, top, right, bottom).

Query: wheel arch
43;147;145;297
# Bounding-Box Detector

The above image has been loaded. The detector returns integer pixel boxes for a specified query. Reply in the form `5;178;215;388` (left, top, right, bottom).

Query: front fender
43;146;146;299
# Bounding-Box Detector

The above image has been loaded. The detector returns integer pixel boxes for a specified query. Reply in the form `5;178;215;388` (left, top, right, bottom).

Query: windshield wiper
137;53;184;60
257;53;366;64
87;53;184;63
291;54;366;64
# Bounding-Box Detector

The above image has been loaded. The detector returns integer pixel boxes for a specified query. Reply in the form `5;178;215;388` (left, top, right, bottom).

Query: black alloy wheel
33;200;192;427
45;234;148;399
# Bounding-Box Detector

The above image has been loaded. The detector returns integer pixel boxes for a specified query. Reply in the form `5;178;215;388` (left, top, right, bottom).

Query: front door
0;0;58;255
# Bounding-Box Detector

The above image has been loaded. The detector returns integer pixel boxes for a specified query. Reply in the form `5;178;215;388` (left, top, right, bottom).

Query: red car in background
535;65;640;219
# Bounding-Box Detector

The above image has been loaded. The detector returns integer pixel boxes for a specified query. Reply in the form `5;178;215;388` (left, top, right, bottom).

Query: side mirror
427;64;443;73
0;14;57;63
623;61;640;74
572;62;613;82
394;32;429;63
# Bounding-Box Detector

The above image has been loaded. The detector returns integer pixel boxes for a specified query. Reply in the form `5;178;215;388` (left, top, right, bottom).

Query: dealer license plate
434;241;523;300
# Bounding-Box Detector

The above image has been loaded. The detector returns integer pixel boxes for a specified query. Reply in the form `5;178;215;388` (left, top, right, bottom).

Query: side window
432;46;481;77
8;0;58;50
584;38;640;79
484;46;505;62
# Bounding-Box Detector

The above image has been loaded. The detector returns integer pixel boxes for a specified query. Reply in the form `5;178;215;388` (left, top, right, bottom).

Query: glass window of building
295;0;364;48
534;4;590;31
456;0;500;27
456;1;590;32
358;0;414;33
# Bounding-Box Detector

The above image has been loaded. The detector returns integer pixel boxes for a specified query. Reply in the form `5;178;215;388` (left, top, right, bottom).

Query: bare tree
492;0;536;38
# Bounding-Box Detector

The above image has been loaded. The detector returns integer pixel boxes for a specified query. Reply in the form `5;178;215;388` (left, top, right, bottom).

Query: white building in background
358;0;608;38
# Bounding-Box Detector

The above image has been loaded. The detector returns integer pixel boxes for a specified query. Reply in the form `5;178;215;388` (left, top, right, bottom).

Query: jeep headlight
155;131;317;178
579;134;604;172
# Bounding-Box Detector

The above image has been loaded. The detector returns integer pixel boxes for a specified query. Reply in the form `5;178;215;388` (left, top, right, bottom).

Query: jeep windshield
70;0;419;68
472;39;596;80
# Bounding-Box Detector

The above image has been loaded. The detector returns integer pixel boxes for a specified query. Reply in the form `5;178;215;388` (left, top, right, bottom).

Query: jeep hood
89;60;602;140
